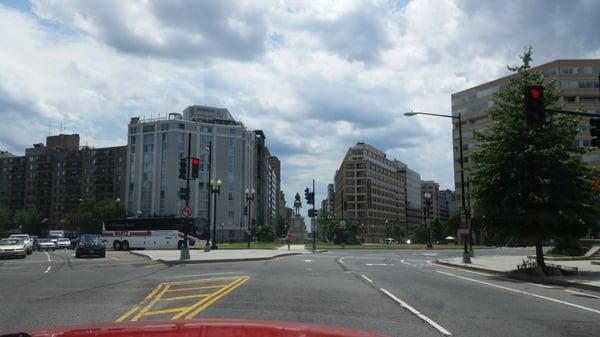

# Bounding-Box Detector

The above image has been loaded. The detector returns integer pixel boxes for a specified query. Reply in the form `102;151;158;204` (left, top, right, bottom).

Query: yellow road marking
163;294;210;301
144;263;164;269
167;285;228;292
185;276;249;319
115;306;140;323
164;276;242;286
132;284;171;321
172;277;247;319
143;307;188;316
144;284;164;301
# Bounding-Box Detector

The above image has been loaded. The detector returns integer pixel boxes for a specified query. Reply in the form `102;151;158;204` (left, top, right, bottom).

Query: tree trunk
535;242;547;275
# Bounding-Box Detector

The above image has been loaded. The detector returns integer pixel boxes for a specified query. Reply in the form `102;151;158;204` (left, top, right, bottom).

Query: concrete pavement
130;245;309;264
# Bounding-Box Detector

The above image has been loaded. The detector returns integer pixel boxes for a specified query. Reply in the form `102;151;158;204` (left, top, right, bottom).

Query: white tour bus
102;217;209;250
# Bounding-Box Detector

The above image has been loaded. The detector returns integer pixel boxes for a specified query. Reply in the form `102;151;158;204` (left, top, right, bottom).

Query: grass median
217;242;282;249
305;242;494;250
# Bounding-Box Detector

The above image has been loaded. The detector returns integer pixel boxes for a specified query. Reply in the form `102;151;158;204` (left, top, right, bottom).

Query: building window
129;126;138;134
178;123;185;129
143;125;155;133
160;124;169;131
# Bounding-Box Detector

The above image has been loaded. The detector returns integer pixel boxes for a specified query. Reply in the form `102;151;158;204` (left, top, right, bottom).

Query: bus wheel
122;241;130;251
177;241;184;250
113;241;122;251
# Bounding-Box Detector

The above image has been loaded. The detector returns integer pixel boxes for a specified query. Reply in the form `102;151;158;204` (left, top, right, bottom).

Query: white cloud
1;0;600;210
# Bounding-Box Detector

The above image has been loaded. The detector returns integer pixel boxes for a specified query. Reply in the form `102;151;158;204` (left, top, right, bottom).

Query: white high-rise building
125;106;256;241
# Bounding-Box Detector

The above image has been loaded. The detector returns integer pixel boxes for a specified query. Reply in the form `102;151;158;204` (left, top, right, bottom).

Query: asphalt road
1;247;599;337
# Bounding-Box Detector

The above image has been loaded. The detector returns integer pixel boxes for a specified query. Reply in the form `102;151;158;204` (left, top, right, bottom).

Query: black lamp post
209;179;221;249
423;192;433;249
405;111;471;263
245;188;255;248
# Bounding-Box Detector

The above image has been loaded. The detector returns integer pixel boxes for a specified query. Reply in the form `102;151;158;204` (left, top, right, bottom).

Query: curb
129;251;305;265
434;259;600;292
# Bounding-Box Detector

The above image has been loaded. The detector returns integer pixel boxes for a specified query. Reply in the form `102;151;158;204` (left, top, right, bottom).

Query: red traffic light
192;158;200;166
530;88;541;99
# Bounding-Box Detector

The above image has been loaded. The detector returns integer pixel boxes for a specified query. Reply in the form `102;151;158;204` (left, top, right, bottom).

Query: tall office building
268;156;281;225
0;134;126;227
254;130;269;226
438;189;455;223
327;183;335;214
421;181;440;222
452;59;600;214
334;142;407;242
398;166;422;234
125;106;256;241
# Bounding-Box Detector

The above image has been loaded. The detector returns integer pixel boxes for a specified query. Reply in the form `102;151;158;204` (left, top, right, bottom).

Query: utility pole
205;141;212;252
179;133;192;260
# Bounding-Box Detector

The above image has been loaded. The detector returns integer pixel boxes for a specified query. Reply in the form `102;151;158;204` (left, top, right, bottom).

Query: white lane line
304;259;313;263
0;266;26;269
366;263;390;266
161;272;245;279
44;251;51;262
565;290;600;299
361;274;374;283
380;288;452;336
44;266;51;273
400;259;412;266
338;257;345;264
436;271;600;315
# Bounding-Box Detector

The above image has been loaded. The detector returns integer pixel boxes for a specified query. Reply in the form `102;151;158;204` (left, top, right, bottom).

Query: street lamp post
245;188;255;248
209;179;221;249
404;111;471;263
220;223;225;243
423;192;433;249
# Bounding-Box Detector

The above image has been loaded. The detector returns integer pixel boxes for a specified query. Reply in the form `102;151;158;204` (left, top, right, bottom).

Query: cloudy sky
1;0;600;210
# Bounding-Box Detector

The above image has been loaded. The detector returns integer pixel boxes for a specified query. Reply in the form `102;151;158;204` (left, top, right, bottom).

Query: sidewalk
130;245;310;265
436;255;600;291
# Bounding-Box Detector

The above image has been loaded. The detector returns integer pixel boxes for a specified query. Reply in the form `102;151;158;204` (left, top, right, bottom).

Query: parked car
0;238;27;259
75;234;106;258
8;234;33;254
37;238;57;251
57;238;72;249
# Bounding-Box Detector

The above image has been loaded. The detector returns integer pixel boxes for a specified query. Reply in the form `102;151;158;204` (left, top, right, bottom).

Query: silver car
8;234;33;254
0;238;27;259
37;238;57;251
57;238;71;249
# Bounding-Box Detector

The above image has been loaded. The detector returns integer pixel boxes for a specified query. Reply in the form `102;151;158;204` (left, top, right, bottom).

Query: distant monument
289;193;306;242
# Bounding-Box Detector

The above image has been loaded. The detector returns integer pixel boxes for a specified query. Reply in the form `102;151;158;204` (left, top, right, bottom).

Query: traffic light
590;118;600;147
304;187;314;205
524;85;545;127
178;158;188;180
179;187;189;200
191;157;200;179
308;209;318;218
243;205;248;216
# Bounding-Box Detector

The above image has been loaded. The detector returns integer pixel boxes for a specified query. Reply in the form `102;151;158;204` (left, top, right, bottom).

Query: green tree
256;224;275;242
0;203;13;234
275;216;288;238
317;209;337;242
384;222;393;239
412;224;428;244
431;219;443;242
392;224;404;243
65;198;126;234
472;48;600;273
443;213;460;238
14;208;42;234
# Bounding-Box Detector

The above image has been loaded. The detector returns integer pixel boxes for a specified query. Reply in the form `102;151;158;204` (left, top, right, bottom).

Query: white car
8;234;33;254
37;238;57;251
57;238;72;249
0;238;27;259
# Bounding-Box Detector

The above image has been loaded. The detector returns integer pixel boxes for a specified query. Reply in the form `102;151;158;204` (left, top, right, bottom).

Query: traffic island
435;256;600;292
129;248;309;265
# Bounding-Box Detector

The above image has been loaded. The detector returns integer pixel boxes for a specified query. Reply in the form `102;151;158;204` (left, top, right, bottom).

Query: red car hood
17;319;388;337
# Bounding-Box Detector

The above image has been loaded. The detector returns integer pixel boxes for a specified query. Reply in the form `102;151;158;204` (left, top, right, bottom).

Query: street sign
181;206;193;218
593;177;600;191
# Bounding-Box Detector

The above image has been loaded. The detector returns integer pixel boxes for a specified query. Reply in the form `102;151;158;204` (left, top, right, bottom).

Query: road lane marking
131;284;172;321
436;271;600;315
163;294;210;301
380;288;452;335
44;252;51;262
400;259;412;266
115;306;140;322
162;272;244;279
44;266;51;273
428;261;495;277
361;274;374;283
184;276;250;319
304;259;313;262
565;290;600;299
366;263;390;266
338;257;345;264
144;284;164;301
173;276;248;319
144;308;188;316
167;285;227;292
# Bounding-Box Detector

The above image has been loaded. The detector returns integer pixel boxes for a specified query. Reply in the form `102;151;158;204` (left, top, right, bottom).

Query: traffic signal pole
180;133;192;260
206;141;212;252
312;179;316;254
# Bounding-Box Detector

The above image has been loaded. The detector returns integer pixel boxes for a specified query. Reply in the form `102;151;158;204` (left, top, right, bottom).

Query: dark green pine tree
472;48;600;273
